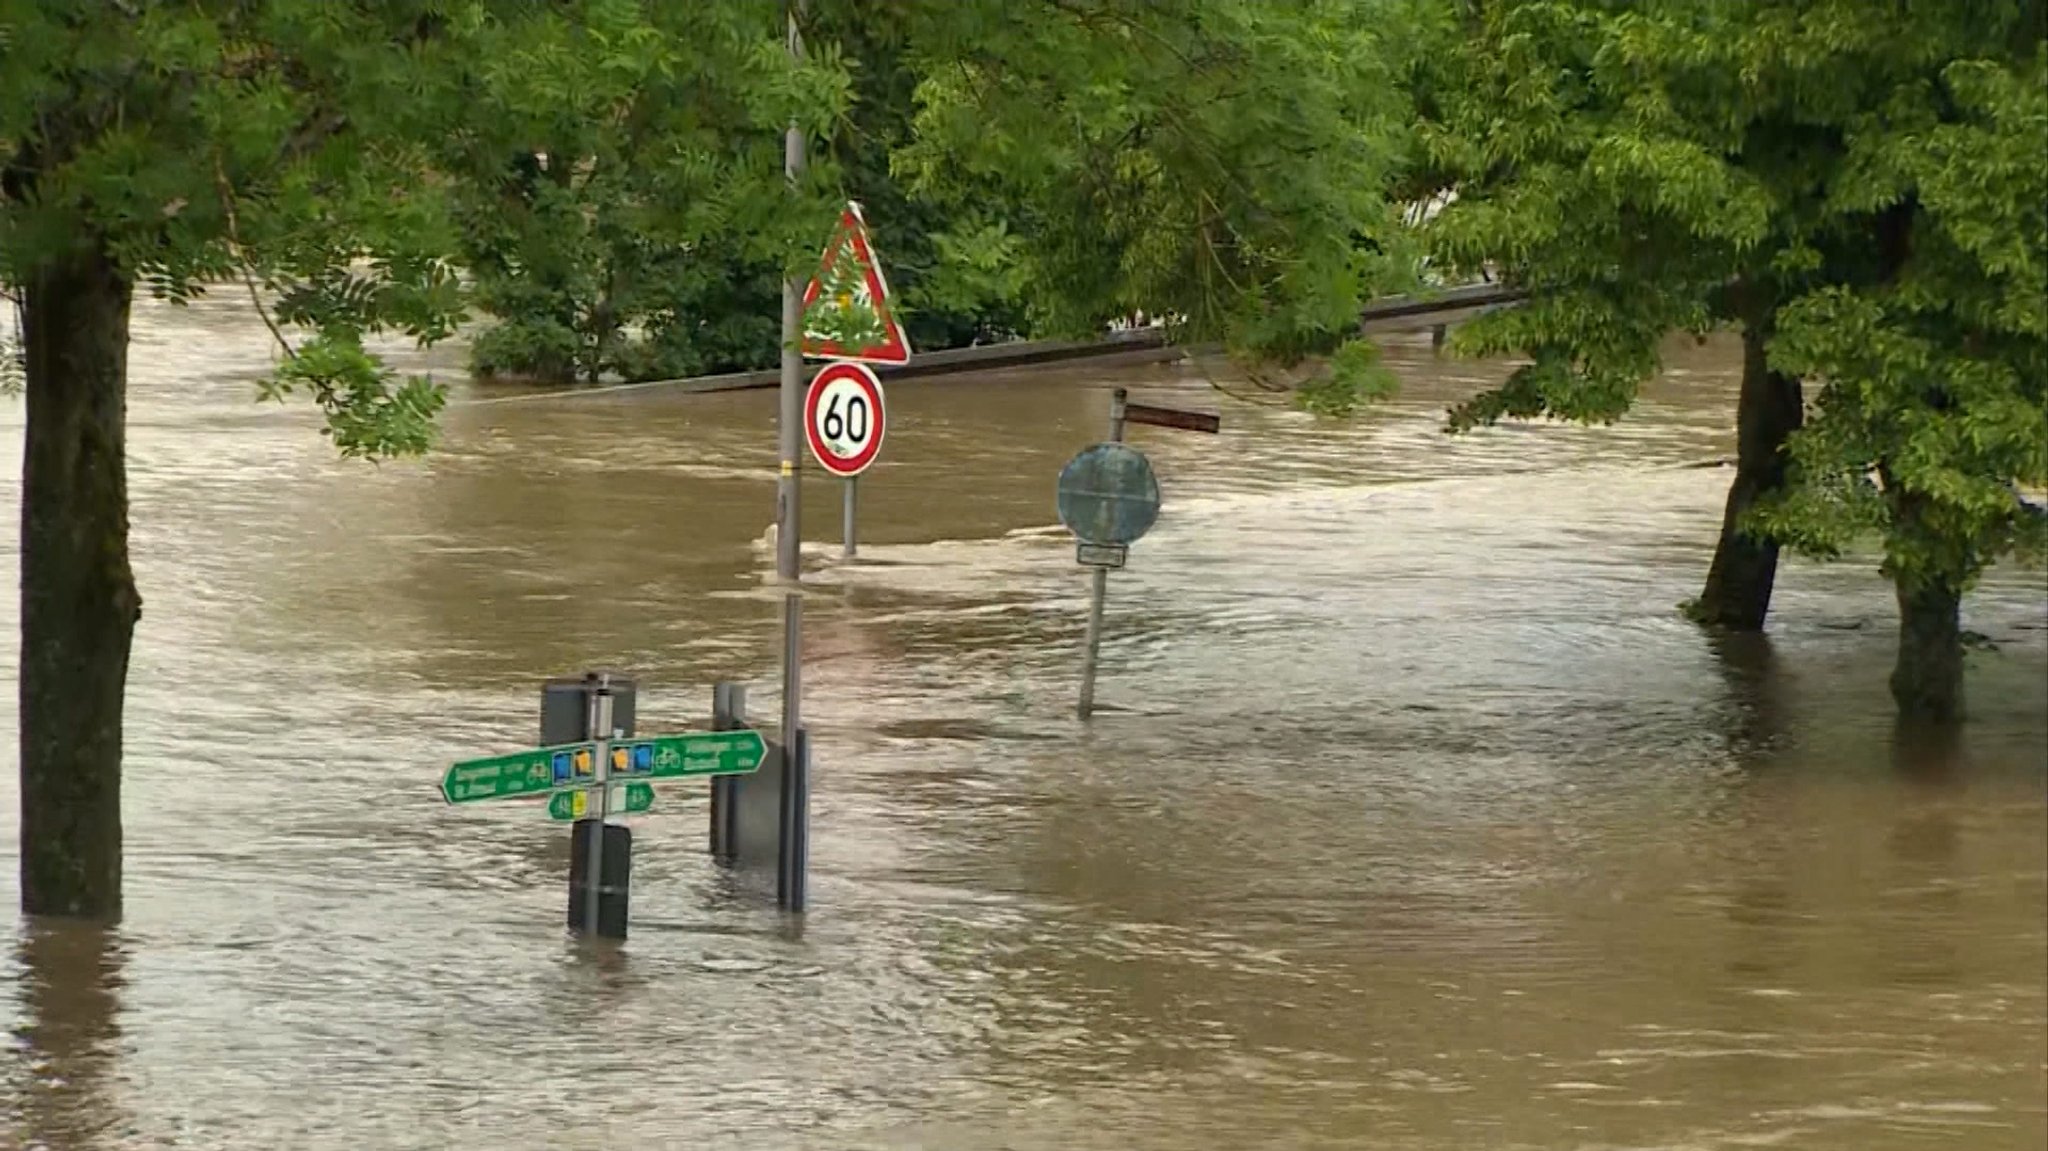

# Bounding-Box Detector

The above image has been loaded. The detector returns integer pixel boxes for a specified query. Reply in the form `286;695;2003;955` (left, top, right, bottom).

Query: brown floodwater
1;296;2044;1150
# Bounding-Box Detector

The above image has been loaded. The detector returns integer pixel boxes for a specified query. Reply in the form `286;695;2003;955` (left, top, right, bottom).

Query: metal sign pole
776;0;808;908
1077;567;1110;719
843;477;857;558
1077;389;1129;720
582;678;614;938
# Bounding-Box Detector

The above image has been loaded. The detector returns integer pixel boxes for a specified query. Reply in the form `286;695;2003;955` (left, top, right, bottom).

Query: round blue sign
1056;442;1161;546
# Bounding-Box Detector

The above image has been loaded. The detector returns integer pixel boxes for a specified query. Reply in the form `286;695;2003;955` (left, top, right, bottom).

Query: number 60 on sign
805;360;887;477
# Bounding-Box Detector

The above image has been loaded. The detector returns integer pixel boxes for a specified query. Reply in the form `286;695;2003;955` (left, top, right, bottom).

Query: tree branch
213;151;298;363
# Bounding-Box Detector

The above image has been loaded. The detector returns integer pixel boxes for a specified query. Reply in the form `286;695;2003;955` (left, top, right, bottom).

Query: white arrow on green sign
441;740;593;804
614;730;769;780
549;782;654;821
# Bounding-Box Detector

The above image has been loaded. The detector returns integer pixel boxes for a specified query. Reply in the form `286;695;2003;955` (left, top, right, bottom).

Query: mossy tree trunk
1694;316;1803;630
1887;490;1967;725
18;241;141;920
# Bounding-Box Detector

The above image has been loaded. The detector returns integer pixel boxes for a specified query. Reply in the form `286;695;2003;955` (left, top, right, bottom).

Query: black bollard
778;726;810;912
541;672;636;745
566;820;631;939
709;682;746;863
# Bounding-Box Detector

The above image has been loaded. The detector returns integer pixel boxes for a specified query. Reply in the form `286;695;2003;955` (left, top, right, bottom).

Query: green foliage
808;8;1030;351
257;332;447;458
907;220;1029;339
0;0;499;455
453;0;1427;387
1296;339;1401;418
1758;47;2048;598
882;0;1422;368
1422;0;2048;595
448;1;852;383
469;301;581;383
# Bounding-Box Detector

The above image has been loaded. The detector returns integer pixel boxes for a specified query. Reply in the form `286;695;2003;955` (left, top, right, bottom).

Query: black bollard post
709;692;796;906
541;672;636;746
566;820;631;938
778;726;810;912
710;682;747;863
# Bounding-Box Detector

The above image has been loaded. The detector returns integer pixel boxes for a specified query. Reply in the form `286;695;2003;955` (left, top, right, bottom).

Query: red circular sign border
804;361;887;478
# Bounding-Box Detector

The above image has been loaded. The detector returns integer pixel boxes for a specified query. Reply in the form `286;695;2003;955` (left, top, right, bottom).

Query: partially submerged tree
1757;44;2047;720
1417;0;2047;721
1;1;487;917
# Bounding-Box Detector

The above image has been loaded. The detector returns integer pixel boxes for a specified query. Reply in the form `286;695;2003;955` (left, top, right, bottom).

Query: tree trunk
1887;498;1967;725
1891;578;1965;723
1693;320;1803;629
18;242;140;920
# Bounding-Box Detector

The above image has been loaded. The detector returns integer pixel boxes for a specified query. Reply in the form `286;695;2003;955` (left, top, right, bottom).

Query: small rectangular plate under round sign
1077;542;1128;569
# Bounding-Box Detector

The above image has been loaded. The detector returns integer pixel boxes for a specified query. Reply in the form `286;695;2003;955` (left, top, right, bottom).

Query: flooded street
2;296;2044;1149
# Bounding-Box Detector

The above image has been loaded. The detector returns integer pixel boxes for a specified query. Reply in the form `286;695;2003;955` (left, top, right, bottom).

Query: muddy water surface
1;298;2043;1149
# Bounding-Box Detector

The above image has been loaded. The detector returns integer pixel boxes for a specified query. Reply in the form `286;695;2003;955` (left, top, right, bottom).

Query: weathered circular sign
804;360;886;477
1056;442;1161;546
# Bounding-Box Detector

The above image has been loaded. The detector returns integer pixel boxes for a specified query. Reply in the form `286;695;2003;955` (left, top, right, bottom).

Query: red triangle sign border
800;202;913;366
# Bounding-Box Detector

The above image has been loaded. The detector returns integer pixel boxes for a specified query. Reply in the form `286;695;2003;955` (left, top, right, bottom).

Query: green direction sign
442;740;596;804
442;729;767;805
610;730;769;781
548;782;654;822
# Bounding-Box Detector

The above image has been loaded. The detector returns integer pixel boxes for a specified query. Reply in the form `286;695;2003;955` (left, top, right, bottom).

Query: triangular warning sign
800;202;912;366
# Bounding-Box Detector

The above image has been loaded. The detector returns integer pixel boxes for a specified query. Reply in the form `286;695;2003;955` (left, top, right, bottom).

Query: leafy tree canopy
0;0;523;455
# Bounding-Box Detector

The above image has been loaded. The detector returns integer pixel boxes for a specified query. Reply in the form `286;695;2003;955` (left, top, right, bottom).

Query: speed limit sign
804;360;887;477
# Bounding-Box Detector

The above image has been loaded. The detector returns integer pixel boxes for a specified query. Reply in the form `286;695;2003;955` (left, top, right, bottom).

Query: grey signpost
582;680;613;937
844;476;858;558
775;6;914;906
1056;387;1219;718
777;0;809;915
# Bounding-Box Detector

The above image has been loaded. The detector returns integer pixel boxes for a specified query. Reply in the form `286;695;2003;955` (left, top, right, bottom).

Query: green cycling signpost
437;167;903;937
440;730;769;806
440;673;771;940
